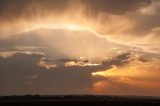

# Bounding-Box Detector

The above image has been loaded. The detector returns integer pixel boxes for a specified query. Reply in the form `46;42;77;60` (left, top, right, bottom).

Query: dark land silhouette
0;95;160;106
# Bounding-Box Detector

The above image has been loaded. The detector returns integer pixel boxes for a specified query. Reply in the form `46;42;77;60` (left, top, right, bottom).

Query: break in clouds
0;0;160;96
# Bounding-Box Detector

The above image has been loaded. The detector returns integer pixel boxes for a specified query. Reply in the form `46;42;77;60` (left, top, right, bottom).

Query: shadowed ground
0;95;160;106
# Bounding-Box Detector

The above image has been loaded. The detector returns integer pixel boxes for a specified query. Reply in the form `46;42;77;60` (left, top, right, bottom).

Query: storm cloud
0;0;160;96
0;0;159;48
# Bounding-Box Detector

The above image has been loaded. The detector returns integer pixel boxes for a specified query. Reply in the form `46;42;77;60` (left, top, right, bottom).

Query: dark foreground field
0;95;160;106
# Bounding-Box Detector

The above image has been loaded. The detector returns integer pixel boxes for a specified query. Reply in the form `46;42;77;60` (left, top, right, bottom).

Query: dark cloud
0;0;151;21
126;6;160;37
102;52;131;66
0;51;134;95
82;0;151;15
0;0;71;20
0;53;93;95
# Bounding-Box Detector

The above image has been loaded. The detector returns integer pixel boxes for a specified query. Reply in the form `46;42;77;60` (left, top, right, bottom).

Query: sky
0;0;160;96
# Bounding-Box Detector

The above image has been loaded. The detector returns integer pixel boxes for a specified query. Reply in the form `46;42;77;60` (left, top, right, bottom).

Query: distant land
0;95;160;106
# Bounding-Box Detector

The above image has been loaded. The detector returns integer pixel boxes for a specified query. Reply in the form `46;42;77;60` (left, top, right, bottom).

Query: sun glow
38;23;86;31
91;65;138;78
65;24;83;31
36;23;113;41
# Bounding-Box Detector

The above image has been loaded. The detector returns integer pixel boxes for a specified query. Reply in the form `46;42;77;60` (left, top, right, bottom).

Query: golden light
65;61;77;67
38;23;87;31
38;60;57;69
65;24;83;31
91;65;139;78
36;23;110;39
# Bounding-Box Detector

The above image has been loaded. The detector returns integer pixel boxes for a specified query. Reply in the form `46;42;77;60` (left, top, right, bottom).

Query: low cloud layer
0;51;131;95
0;47;159;96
